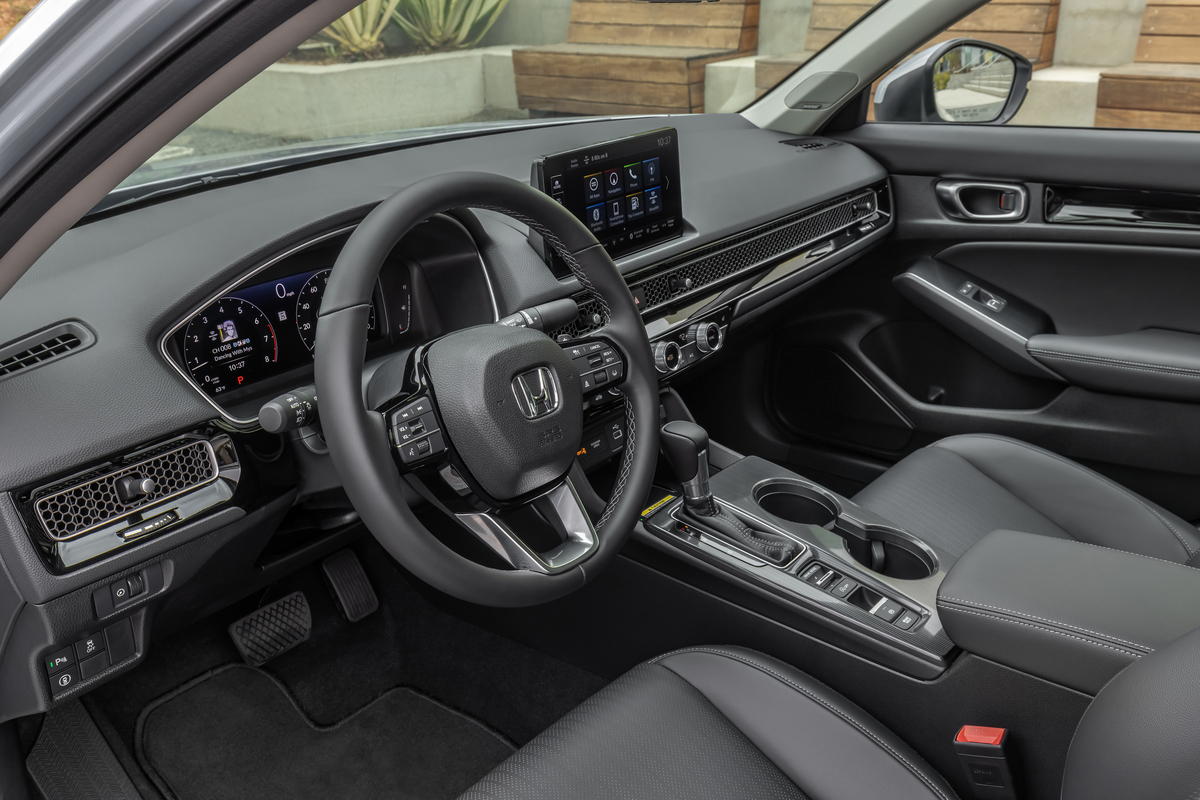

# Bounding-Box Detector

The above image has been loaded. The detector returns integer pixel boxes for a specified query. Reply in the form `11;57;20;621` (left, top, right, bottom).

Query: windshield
99;0;884;192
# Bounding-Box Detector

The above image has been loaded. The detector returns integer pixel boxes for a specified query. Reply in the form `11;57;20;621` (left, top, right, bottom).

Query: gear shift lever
660;421;715;514
660;421;799;566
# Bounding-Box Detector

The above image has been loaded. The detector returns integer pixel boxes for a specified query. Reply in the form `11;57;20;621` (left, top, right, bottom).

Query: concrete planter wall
197;46;524;140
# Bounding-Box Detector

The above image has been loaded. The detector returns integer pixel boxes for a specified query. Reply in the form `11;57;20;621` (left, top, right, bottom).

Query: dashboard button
643;157;661;187
894;609;920;630
50;666;79;697
45;647;74;675
75;634;105;661
586;204;605;233
104;619;136;666
548;174;565;195
592;369;609;386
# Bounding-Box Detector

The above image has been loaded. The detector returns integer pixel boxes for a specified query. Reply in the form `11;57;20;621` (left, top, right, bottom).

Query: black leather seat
852;434;1200;564
460;632;1200;800
460;647;957;800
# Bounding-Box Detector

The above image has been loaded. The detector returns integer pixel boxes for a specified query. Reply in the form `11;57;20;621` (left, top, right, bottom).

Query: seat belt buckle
953;726;1018;800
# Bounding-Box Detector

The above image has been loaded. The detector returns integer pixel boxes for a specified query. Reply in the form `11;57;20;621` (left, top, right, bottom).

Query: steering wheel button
593;369;609;386
607;364;624;382
601;349;618;365
581;374;596;391
416;439;431;455
566;345;587;359
426;431;445;455
585;342;605;353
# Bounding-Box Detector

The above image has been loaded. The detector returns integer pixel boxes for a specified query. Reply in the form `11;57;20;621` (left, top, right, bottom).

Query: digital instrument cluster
177;267;403;398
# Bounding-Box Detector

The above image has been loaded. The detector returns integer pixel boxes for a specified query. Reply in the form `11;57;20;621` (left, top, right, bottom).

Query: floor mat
137;664;514;800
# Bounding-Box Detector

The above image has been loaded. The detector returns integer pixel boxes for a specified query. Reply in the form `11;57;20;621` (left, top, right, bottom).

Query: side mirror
873;38;1031;124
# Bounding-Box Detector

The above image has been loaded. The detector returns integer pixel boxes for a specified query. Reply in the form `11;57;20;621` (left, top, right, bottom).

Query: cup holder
754;480;936;580
842;534;936;580
754;482;837;528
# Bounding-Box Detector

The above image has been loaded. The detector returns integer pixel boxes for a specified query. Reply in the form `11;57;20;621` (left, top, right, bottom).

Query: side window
866;0;1200;131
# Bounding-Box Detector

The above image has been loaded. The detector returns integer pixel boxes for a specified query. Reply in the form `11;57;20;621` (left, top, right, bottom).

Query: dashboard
0;112;891;722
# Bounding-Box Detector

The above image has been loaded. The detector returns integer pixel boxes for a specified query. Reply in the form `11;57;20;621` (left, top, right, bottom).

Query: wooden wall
567;0;758;53
803;0;1058;68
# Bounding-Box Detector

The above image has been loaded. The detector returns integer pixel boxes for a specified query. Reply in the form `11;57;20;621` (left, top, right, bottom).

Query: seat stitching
652;647;953;800
935;434;1196;558
1027;350;1200;377
938;596;1152;651
936;604;1145;658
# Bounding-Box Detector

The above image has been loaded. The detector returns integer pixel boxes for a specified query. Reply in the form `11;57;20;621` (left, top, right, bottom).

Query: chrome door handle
935;180;1027;222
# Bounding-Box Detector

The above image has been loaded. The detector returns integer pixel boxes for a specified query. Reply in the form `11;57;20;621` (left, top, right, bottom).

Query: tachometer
294;269;380;350
181;296;278;397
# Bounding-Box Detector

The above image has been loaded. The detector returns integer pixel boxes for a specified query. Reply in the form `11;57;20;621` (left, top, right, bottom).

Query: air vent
33;439;219;541
0;321;94;382
550;188;877;341
779;137;841;152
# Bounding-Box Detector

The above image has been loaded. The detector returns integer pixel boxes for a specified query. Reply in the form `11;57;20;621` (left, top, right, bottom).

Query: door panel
680;124;1200;521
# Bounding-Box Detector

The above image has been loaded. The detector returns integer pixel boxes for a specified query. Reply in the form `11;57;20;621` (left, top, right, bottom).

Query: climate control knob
687;321;722;354
653;341;682;373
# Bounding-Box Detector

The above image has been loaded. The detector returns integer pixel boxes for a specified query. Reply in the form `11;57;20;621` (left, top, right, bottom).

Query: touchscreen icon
604;169;623;198
625;163;642;192
626;192;645;221
586;203;606;233
585;173;603;203
643;157;661;188
606;197;626;227
645;186;663;215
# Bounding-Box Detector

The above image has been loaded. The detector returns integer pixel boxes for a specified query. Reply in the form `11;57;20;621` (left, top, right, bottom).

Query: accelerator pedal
322;549;379;622
228;591;311;666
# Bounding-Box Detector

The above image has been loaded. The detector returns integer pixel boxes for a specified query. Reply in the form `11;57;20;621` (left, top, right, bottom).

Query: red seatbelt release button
953;726;1018;800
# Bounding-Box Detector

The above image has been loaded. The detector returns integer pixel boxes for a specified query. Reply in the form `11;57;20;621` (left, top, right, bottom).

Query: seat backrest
565;0;759;53
1062;624;1200;800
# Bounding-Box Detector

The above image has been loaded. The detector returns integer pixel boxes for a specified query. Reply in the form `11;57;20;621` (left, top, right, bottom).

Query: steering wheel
314;172;660;607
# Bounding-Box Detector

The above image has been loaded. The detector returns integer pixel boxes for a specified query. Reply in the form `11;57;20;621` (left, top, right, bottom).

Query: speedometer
294;269;379;351
181;296;278;397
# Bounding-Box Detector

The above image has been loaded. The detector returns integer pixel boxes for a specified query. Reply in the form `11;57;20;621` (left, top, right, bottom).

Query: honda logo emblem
512;367;560;419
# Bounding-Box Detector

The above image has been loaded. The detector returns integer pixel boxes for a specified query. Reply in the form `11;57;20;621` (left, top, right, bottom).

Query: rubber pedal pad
322;548;379;622
228;591;312;666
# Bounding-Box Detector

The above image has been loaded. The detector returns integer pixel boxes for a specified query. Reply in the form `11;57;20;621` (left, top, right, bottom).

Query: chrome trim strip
34;438;220;542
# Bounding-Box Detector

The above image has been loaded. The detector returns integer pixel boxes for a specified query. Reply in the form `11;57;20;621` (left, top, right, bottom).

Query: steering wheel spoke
454;478;598;573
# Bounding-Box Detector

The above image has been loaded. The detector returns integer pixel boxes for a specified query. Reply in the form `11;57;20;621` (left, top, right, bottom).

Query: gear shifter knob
660;421;712;512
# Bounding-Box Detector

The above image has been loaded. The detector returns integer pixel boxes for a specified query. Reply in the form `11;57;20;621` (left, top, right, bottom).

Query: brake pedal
228;591;311;666
322;549;379;622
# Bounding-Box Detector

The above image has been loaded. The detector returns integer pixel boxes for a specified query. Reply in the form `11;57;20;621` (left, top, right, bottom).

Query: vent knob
116;476;156;504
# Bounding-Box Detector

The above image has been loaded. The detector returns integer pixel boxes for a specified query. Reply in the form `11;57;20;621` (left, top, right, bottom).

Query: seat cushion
459;647;956;800
853;434;1200;563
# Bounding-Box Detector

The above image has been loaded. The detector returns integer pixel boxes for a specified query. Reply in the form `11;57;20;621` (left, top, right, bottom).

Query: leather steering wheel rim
314;172;659;607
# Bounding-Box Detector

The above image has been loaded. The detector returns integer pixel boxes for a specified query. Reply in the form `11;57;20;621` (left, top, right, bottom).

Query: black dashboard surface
0;113;885;491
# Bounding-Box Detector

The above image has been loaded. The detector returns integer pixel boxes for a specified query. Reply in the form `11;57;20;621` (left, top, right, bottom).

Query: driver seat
459;637;1200;800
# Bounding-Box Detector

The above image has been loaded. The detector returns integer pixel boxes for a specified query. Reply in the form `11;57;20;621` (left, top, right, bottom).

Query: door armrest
1027;328;1200;402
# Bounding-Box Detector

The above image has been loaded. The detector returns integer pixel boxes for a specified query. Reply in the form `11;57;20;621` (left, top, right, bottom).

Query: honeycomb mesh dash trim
550;188;877;341
33;440;219;541
228;592;312;666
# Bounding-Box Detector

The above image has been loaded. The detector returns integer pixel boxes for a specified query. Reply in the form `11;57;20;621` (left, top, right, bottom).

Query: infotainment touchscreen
531;127;682;261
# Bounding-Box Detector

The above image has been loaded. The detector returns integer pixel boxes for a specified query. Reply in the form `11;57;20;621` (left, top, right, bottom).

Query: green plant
392;0;511;51
320;0;403;57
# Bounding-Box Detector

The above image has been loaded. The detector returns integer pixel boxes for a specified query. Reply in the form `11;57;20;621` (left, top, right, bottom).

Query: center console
641;421;956;679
